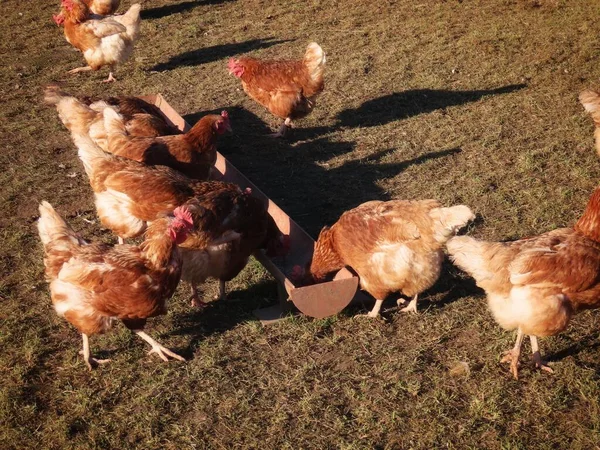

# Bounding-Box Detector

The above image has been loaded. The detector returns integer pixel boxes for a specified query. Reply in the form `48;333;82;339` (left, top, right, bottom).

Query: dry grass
3;0;600;448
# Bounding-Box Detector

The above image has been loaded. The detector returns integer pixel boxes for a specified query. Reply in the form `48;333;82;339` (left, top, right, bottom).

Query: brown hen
228;42;325;137
104;106;230;180
447;186;600;379
299;200;474;318
38;201;194;369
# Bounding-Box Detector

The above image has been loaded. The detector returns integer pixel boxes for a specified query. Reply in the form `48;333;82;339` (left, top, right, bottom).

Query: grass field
3;0;600;448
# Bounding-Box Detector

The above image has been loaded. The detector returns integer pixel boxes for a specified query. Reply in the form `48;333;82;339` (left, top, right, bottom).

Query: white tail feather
304;42;326;83
430;205;475;244
73;132;110;179
37;201;82;248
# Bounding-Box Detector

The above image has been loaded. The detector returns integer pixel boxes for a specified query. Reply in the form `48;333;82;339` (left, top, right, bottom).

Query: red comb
243;187;252;195
173;206;193;227
221;111;229;119
290;265;304;282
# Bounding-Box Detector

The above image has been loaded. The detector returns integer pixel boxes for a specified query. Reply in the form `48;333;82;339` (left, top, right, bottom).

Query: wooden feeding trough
139;94;361;323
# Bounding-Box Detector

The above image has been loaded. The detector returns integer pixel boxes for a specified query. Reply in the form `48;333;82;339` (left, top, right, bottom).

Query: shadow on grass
149;38;292;72
141;0;233;20
167;278;278;354
186;106;463;237
336;84;527;128
547;334;600;363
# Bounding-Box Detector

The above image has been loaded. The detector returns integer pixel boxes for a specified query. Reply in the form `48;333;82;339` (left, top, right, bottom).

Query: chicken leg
271;118;292;138
79;333;111;370
134;330;185;362
214;280;227;301
400;294;418;313
530;335;554;374
501;328;524;379
102;67;117;83
190;285;207;308
364;299;384;318
68;66;92;75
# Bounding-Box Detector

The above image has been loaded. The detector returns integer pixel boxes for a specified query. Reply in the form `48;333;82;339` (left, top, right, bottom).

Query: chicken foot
271;118;292;138
400;294;418;313
134;330;185;362
189;285;208;308
530;335;554;374
357;299;384;318
79;333;111;371
102;69;117;83
501;328;524;379
68;66;93;75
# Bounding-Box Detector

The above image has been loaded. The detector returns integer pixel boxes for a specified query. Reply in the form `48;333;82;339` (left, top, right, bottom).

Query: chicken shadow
546;334;600;363
149;38;292;72
166;278;279;355
141;0;233;20
336;84;527;128
186;106;462;236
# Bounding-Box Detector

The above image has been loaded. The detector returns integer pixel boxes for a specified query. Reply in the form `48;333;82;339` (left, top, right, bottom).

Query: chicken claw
80;353;111;371
532;352;554;374
80;334;110;370
501;328;524;379
134;330;185;362
400;294;418;313
102;72;116;83
189;286;207;308
147;345;185;362
354;299;384;319
270;118;292;138
500;349;521;379
530;336;553;374
68;66;92;75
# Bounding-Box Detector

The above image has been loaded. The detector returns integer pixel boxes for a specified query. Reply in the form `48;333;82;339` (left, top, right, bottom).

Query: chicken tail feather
304;42;326;83
116;3;142;40
72;132;110;179
430;205;475;243
44;85;98;136
446;236;504;284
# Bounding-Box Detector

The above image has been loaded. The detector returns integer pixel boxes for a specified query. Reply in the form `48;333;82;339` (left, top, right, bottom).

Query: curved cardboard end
290;276;358;319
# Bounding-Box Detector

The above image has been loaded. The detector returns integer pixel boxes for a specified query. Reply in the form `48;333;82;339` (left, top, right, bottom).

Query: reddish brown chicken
104;106;230;180
447;187;600;379
228;42;326;137
56;0;140;82
179;186;289;307
38;201;194;369
72;131;242;245
45;86;179;152
295;200;474;318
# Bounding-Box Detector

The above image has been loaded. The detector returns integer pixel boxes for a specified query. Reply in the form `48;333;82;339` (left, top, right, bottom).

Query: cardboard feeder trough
140;94;363;323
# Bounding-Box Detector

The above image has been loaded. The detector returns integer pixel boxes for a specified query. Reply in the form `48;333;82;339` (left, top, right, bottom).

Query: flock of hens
38;0;600;380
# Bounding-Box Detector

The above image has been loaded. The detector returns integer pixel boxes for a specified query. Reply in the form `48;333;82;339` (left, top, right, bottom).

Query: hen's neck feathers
575;187;600;242
139;218;177;268
185;116;218;150
310;227;344;279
